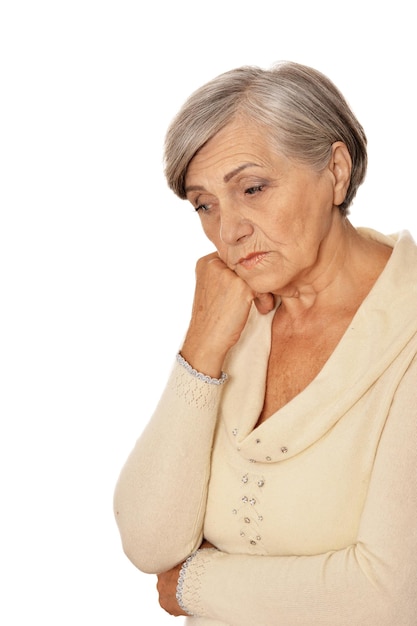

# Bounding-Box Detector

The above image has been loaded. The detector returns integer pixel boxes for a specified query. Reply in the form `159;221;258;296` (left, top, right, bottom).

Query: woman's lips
238;252;268;269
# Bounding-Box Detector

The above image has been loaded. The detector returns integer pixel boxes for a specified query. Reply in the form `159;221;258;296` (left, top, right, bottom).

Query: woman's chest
204;393;386;556
257;313;353;424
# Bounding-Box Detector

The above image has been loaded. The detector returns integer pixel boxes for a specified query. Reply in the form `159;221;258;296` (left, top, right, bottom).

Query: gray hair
164;61;367;215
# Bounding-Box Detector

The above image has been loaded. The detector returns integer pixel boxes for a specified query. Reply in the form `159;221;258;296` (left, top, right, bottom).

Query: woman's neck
277;218;392;322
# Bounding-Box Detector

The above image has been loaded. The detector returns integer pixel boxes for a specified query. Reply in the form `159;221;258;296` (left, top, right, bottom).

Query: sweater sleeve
179;357;417;625
113;360;223;574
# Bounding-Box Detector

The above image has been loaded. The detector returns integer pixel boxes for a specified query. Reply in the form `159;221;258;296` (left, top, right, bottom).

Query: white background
1;1;415;624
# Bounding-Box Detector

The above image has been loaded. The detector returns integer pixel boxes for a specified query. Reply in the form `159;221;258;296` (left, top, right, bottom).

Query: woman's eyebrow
184;183;205;194
185;162;261;194
223;162;260;183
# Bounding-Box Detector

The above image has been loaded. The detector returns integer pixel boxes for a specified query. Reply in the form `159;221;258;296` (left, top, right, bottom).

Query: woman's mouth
238;252;268;270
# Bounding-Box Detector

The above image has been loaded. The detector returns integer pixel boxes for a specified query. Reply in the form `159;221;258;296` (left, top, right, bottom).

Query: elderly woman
114;62;417;625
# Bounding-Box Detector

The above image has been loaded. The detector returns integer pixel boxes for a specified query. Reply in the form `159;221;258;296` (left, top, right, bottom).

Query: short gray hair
164;61;367;215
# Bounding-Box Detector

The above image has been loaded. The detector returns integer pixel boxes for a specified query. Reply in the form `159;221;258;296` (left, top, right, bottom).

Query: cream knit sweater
114;229;417;625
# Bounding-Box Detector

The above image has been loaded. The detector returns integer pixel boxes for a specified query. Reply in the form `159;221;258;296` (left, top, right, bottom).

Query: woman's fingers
181;253;276;374
254;291;276;314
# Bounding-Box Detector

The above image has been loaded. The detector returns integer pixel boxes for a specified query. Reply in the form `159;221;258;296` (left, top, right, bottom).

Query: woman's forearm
113;360;223;573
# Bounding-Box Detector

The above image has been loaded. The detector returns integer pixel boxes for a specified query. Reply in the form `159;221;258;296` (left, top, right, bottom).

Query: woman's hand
156;561;186;617
156;541;216;617
181;252;275;377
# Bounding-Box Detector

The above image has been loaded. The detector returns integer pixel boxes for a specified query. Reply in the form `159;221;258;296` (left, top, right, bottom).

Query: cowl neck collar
221;229;417;462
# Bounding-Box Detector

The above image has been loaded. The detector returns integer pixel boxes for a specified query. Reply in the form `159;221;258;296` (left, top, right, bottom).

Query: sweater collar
221;229;417;462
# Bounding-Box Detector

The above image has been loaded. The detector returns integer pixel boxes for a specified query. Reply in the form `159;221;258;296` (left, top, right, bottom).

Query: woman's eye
245;185;264;195
195;203;210;213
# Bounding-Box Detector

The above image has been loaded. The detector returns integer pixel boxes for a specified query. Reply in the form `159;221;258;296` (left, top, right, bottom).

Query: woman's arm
114;253;274;574
113;361;223;573
160;356;417;625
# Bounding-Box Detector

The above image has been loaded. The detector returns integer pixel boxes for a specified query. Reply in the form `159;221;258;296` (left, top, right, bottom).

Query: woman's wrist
175;547;221;618
176;551;198;616
179;340;227;380
176;353;228;386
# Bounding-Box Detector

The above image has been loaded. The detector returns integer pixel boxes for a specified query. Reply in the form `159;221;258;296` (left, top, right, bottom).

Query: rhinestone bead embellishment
232;472;265;548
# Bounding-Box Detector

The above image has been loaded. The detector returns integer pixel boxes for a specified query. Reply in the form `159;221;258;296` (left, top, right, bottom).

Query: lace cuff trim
176;548;220;617
170;358;226;411
176;551;198;615
176;353;228;385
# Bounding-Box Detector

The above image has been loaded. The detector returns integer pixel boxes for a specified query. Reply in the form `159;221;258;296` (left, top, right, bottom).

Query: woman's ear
329;141;352;207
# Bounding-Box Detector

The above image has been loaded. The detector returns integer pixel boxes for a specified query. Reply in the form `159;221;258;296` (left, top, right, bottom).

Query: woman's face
184;118;343;296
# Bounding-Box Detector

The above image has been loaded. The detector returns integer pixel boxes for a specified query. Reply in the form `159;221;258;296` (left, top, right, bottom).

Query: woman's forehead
186;121;280;180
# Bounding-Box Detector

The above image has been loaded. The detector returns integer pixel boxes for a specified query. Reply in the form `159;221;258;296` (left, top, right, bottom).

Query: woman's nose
219;207;253;245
